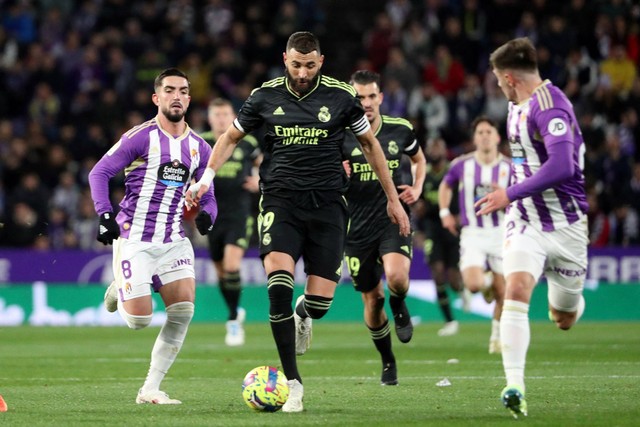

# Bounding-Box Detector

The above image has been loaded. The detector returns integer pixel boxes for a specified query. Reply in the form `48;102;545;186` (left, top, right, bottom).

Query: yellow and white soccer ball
241;366;289;412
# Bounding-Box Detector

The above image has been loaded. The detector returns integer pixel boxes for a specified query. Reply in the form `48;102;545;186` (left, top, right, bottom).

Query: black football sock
268;270;300;383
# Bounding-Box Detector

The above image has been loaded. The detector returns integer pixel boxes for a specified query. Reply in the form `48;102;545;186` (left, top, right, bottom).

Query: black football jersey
343;116;420;244
421;162;459;222
234;75;369;194
202;131;260;218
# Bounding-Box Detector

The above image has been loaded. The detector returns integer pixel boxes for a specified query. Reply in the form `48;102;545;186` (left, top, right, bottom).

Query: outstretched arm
186;125;245;208
356;129;410;236
475;140;574;215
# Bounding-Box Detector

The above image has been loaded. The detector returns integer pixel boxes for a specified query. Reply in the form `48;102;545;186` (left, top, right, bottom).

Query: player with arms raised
476;38;589;418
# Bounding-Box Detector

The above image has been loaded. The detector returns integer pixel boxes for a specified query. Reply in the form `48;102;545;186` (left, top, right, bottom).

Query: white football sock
500;299;530;391
141;301;194;392
575;294;585;322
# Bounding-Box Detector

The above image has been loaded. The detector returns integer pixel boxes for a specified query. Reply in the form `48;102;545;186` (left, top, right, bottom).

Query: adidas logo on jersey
273;106;285;115
351;147;362;156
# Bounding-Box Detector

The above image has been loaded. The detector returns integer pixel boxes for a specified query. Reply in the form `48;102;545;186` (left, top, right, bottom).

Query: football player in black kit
342;70;426;385
187;32;409;412
200;98;261;347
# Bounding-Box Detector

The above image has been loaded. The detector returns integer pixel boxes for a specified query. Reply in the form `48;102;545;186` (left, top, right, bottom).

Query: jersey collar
155;116;191;141
285;75;321;100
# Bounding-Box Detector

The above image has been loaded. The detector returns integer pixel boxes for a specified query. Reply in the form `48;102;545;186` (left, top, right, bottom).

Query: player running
342;70;426;385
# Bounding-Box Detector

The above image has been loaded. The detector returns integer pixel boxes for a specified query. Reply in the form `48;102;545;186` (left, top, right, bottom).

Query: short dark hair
154;68;189;90
286;31;321;55
471;115;498;133
349;70;381;87
208;97;233;109
489;37;538;72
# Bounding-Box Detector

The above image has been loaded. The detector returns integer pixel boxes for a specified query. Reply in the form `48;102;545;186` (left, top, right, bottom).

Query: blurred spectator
597;128;633;209
557;47;599;108
203;0;234;43
71;0;99;39
210;46;244;99
272;1;301;47
364;12;395;72
587;190;610;248
28;82;61;136
3;202;41;247
628;162;640;214
0;26;19;69
417;0;449;35
563;0;598;55
422;44;465;99
380;76;408;118
47;206;70;250
70;191;100;250
455;73;485;132
608;201;639;247
51;170;81;220
407;81;448;141
600;43;637;99
539;15;573;76
386;0;412;31
400;18;431;69
2;0;37;46
106;46;136;99
482;71;508;129
460;0;487;44
382;46;419;96
436;15;478;74
39;6;66;53
617;107;638;158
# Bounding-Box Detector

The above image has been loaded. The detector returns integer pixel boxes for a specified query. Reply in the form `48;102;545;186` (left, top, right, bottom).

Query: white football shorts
112;237;196;301
459;226;504;274
502;216;588;311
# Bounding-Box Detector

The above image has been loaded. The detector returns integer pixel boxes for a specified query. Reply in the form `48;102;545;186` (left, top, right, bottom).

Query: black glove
195;211;214;235
97;212;120;245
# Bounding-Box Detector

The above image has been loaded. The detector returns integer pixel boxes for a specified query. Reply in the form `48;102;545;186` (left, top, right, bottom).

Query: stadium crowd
0;0;639;250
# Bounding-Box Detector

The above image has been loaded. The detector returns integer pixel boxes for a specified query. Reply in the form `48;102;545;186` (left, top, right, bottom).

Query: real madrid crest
388;141;399;155
318;106;331;123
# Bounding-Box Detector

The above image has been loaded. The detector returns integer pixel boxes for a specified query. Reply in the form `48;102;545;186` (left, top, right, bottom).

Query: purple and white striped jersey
89;117;216;243
505;80;587;232
444;153;511;228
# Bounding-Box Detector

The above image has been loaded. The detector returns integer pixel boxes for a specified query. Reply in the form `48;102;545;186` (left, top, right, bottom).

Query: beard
285;68;319;96
161;106;185;123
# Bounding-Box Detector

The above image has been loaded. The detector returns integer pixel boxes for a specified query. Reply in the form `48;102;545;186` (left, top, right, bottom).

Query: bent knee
364;292;385;312
120;309;153;330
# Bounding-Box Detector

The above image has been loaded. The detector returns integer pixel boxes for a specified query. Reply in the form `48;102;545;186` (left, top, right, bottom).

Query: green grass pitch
0;321;638;426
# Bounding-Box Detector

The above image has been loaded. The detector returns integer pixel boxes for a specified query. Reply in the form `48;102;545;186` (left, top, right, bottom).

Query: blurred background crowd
0;0;639;250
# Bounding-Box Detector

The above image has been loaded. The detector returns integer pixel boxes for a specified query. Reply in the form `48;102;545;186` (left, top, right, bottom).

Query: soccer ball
242;366;289;412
